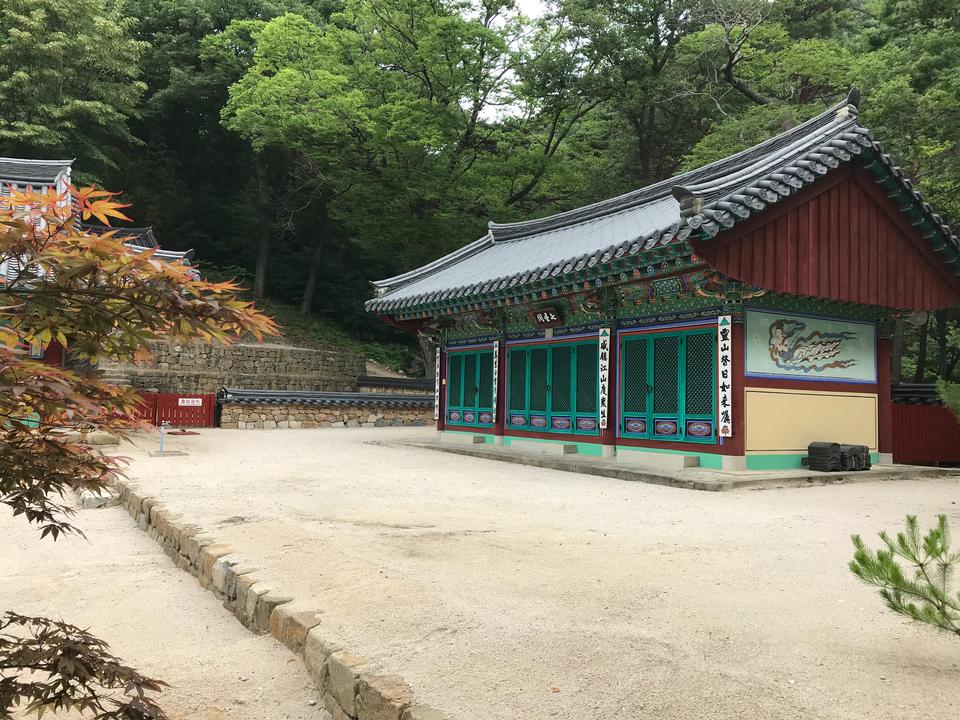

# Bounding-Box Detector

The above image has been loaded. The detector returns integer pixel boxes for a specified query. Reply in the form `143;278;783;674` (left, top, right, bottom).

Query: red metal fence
892;404;960;465
133;392;216;428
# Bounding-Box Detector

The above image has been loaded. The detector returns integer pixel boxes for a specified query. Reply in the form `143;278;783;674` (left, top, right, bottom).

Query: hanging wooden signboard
530;306;563;328
598;327;611;430
434;347;441;421
492;340;499;417
717;316;733;437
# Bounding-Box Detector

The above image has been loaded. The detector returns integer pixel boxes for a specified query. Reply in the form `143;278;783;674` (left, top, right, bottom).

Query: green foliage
254;298;419;374
937;380;960;419
850;515;960;637
0;0;145;180
4;0;957;372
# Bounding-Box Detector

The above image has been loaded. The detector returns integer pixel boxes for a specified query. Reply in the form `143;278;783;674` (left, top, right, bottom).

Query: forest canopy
0;0;957;377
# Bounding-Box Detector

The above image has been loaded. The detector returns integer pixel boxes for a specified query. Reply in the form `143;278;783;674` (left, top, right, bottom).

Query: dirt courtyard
122;428;959;720
0;493;325;719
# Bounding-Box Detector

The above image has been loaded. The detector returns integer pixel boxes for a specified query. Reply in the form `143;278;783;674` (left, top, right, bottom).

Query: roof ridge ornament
836;87;861;119
671;186;702;215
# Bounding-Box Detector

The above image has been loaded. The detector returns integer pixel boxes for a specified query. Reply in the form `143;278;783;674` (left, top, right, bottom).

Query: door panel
620;329;717;442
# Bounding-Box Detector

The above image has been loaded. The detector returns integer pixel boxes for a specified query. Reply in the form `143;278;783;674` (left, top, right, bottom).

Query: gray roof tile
0;157;73;185
368;89;958;315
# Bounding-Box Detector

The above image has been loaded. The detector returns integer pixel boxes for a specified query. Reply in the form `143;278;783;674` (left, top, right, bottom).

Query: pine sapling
850;515;960;637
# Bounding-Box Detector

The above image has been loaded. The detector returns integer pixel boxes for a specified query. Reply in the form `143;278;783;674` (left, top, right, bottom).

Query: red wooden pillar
876;337;893;462
724;320;747;460
436;347;446;432
493;338;507;443
600;327;617;456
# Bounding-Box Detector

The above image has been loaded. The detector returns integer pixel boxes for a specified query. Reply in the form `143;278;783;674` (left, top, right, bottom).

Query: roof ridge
486;93;855;242
366;88;954;316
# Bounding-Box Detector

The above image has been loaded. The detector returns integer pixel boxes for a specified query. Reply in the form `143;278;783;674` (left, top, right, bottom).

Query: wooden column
493;338;507;443
724;320;746;458
436;347;446;432
877;337;893;462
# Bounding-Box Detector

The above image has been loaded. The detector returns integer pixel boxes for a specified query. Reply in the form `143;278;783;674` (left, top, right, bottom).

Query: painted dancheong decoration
745;309;876;382
598;328;611;430
717;316;733;438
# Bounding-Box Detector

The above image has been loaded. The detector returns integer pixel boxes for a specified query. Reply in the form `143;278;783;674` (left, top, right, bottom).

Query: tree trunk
252;153;272;300
300;213;327;316
891;318;904;386
913;318;929;384
935;310;948;379
419;333;435;381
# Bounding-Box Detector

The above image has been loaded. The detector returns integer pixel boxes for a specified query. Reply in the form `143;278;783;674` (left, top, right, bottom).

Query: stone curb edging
112;479;445;720
409;441;960;492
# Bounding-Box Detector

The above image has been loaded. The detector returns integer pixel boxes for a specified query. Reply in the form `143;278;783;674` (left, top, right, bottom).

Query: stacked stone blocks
219;403;432;429
113;480;445;720
102;340;366;394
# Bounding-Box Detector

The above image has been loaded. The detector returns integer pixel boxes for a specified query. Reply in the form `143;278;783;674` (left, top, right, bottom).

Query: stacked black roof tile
217;387;434;408
806;442;872;472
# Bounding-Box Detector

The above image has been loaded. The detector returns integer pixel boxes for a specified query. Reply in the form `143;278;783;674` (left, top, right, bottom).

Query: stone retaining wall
219;403;433;429
113;479;444;720
102;340;365;394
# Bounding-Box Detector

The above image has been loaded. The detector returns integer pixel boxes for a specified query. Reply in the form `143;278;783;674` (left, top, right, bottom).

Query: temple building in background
0;156;199;366
366;90;960;470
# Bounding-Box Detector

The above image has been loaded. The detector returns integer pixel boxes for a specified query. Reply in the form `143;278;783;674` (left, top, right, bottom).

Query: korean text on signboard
717;316;733;437
434;348;441;420
531;306;563;328
598;328;611;430
491;340;499;416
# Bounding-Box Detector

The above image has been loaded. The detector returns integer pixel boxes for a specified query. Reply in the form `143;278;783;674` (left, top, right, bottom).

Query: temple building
0;157;199;366
366;91;960;470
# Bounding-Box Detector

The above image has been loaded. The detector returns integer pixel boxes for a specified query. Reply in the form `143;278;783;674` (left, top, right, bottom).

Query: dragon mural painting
767;318;858;374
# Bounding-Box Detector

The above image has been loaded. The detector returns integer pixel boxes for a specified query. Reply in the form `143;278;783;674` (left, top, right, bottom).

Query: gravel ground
122;428;960;720
0;496;327;720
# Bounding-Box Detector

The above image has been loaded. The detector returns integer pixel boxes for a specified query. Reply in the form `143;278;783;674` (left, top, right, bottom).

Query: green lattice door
619;329;716;442
506;340;600;434
446;349;495;426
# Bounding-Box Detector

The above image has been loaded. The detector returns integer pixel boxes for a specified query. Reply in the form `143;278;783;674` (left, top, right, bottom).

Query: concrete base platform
405;440;958;492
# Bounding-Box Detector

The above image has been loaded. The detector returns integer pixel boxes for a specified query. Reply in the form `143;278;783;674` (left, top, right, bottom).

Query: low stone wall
102;340;365;394
113;479;444;720
220;403;433;429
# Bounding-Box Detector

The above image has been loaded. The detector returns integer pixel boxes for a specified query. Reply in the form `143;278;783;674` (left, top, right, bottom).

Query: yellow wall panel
745;388;878;452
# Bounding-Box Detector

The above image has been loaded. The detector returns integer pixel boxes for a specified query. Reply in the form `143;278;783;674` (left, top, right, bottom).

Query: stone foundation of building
219;402;432;429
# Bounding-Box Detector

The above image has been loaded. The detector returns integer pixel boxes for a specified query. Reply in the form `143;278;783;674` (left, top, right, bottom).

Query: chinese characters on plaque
491;340;499;415
434;347;441;421
598;328;611;429
717;316;733;437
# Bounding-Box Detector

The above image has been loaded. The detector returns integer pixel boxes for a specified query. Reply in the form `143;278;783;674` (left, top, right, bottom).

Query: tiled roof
0;157;73;185
217;388;434;407
83;223;160;249
367;89;959;316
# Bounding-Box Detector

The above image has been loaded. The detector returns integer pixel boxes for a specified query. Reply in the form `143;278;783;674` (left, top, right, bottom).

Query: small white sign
717;316;733;437
178;397;203;407
598;328;611;430
434;347;441;421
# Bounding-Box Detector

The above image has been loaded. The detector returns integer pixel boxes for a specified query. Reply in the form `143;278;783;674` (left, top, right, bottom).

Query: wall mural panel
745;309;876;383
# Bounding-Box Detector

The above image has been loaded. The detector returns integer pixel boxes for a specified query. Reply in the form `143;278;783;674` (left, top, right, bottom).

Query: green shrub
937;380;960;420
